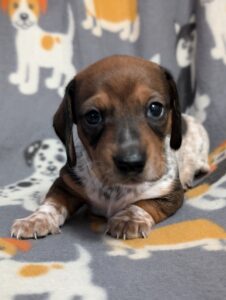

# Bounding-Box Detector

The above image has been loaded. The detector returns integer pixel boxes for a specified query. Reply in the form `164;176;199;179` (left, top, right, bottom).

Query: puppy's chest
83;180;138;217
73;165;174;218
72;133;177;217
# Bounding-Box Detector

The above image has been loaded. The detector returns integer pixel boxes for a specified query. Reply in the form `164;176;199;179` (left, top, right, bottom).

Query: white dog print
1;0;76;97
201;0;226;64
0;139;66;211
0;239;107;300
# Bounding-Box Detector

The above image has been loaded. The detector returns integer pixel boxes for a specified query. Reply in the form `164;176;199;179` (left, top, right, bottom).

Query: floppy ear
53;80;76;168
39;0;47;14
162;68;182;150
1;0;8;12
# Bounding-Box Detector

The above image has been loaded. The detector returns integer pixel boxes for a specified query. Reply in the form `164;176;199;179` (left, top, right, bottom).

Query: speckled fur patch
73;129;178;218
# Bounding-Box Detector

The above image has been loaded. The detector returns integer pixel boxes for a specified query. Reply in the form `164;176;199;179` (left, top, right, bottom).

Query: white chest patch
72;129;178;218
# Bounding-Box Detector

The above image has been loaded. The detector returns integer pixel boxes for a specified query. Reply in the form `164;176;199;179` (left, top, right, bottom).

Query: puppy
11;55;209;240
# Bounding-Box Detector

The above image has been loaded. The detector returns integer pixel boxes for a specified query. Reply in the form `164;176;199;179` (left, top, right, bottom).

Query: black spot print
17;182;32;187
55;154;65;162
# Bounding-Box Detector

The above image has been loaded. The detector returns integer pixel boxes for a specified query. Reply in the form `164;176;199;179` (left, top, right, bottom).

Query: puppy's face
54;56;181;186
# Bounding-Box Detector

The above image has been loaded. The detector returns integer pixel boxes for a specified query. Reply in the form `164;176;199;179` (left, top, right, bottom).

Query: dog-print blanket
0;0;226;299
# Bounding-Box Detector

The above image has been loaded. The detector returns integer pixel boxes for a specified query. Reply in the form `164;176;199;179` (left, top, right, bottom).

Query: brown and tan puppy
11;55;209;240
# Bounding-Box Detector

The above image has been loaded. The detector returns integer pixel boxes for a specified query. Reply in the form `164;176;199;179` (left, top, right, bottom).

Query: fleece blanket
0;0;226;299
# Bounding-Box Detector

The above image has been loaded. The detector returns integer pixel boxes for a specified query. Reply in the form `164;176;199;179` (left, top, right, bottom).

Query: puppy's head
1;0;47;29
54;55;181;185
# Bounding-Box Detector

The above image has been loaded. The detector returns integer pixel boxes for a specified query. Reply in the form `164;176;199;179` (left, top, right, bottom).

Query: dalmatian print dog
0;139;66;211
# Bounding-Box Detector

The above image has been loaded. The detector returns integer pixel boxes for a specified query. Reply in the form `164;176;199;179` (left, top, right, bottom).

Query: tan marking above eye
27;0;40;17
9;0;20;16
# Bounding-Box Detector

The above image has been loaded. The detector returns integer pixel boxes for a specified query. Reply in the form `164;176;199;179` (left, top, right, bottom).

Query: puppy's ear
162;67;182;150
53;80;76;168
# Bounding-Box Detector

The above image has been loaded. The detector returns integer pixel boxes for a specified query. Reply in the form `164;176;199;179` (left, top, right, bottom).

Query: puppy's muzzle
113;146;146;175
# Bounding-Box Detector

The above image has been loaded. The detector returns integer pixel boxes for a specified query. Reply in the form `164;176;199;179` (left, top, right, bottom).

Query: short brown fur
11;55;183;240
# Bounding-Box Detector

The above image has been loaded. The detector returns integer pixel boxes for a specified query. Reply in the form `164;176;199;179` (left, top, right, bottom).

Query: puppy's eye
85;109;102;125
29;4;34;10
147;102;165;120
13;2;19;9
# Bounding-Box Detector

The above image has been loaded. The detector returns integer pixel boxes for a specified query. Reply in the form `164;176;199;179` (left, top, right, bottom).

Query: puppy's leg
11;178;84;239
107;185;183;239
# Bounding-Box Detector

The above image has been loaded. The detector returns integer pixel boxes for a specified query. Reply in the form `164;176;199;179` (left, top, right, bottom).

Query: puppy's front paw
107;205;155;240
11;211;61;239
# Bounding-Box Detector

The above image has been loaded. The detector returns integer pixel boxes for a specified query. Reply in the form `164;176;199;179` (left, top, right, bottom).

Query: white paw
211;47;223;60
92;26;102;37
106;205;154;240
11;211;61;239
9;73;21;85
119;29;129;41
45;77;60;89
58;86;64;97
82;18;93;30
19;83;37;95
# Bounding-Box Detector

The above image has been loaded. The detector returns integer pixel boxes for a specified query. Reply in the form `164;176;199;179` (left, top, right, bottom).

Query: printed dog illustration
201;0;226;64
0;139;66;211
175;16;210;122
82;0;139;42
1;0;76;96
106;219;226;259
0;238;107;300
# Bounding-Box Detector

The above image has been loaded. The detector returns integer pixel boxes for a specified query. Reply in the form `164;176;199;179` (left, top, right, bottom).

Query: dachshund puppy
11;55;209;240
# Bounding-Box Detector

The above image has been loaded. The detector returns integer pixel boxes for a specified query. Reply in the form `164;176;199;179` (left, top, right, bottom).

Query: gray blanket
0;0;226;299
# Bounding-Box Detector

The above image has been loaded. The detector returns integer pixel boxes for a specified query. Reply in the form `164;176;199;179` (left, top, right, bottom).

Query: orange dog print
1;0;76;96
105;219;226;259
82;0;139;42
0;238;107;299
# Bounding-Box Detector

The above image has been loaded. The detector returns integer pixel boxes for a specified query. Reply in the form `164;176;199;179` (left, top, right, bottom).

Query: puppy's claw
34;232;38;240
11;231;14;238
16;230;21;240
141;231;147;239
123;233;126;240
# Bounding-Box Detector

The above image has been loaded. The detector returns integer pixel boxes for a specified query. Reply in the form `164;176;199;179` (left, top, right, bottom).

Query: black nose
20;13;29;21
114;149;146;174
